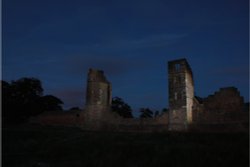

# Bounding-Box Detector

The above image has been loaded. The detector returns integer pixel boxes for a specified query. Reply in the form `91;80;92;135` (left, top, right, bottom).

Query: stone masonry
192;87;247;124
83;68;169;131
168;59;194;131
84;68;112;129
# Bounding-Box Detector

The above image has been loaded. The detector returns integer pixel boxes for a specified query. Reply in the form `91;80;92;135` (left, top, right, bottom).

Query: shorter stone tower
168;59;194;131
84;69;112;129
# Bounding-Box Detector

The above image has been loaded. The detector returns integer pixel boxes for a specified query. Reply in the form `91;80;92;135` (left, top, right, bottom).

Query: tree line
2;77;169;125
2;77;63;125
111;97;169;118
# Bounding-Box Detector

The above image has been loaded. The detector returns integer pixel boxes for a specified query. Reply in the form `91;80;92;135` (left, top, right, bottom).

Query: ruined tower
85;69;112;129
168;59;194;131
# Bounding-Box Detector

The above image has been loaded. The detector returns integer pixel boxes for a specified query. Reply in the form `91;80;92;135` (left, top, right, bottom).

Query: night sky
3;0;249;114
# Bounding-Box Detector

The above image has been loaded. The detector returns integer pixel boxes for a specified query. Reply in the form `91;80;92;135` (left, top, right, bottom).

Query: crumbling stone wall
192;87;247;124
84;69;113;129
30;111;84;126
82;68;170;132
110;113;169;132
85;69;112;106
168;59;194;131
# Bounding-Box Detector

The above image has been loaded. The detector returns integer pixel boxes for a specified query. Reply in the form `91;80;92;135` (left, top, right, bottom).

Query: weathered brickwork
30;111;84;126
84;69;112;130
168;59;194;131
81;69;170;131
112;113;169;132
192;87;248;124
85;69;112;106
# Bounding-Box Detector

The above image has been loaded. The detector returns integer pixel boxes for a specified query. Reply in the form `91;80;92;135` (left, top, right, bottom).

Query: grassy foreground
2;124;249;167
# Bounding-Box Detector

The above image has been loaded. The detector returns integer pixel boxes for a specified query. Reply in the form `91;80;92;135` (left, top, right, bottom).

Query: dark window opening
175;64;181;71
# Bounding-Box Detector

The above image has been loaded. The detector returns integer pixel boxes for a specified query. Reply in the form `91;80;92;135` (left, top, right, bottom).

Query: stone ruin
191;87;249;131
84;69;112;129
31;58;249;132
81;58;248;132
83;68;169;131
168;59;194;131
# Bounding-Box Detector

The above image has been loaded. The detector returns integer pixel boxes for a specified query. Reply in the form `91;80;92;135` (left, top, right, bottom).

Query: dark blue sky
3;0;249;113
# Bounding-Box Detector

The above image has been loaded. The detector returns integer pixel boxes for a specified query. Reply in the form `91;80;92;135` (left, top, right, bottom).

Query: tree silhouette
140;108;153;118
69;107;81;111
112;97;133;118
12;78;44;117
40;95;63;111
2;77;64;124
2;81;14;120
11;77;43;97
154;110;159;117
161;108;169;114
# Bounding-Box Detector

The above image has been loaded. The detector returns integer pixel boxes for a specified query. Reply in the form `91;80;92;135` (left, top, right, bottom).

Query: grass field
2;124;249;167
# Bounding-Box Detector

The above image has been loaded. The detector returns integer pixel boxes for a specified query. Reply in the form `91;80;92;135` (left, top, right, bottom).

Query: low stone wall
192;87;248;125
111;124;169;132
189;122;249;132
106;115;169;132
30;110;248;133
30;111;84;127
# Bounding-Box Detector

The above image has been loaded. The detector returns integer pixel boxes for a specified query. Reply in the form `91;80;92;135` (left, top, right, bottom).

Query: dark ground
2;124;249;167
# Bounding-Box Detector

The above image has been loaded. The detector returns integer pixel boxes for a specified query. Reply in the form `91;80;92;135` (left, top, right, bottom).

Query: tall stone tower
84;68;112;129
168;59;194;131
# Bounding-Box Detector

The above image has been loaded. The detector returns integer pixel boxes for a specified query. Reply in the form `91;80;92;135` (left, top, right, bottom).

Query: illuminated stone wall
192;87;247;124
168;59;194;131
